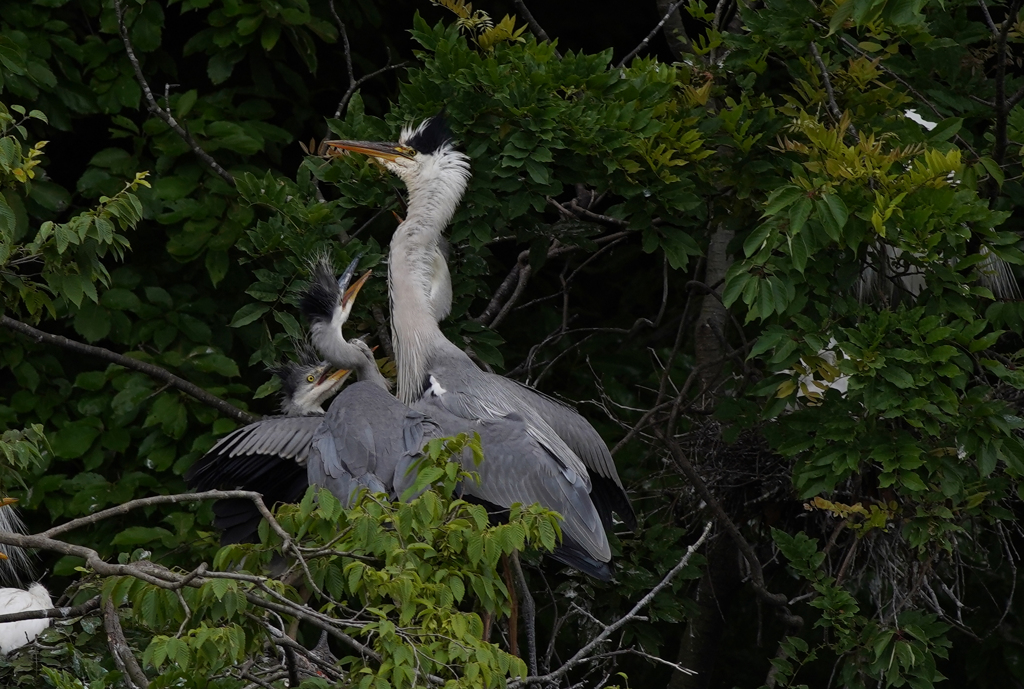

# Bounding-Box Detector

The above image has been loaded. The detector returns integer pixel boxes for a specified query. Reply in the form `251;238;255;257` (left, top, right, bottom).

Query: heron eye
396;145;416;155
306;374;316;383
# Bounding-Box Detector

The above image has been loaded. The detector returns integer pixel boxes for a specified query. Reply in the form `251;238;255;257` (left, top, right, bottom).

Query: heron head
301;255;371;331
271;348;352;415
319;114;469;195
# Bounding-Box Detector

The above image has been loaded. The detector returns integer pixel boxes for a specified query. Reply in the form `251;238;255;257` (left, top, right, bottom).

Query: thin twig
617;0;688;68
328;0;406;119
0;315;256;424
508;522;713;687
113;0;234;186
810;42;859;143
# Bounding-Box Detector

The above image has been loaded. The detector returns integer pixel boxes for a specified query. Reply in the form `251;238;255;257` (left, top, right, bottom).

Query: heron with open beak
320;115;635;580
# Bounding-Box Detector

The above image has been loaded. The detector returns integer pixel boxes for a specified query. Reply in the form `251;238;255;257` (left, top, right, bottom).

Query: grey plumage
306;381;431;506
187;354;351;544
322;115;634;579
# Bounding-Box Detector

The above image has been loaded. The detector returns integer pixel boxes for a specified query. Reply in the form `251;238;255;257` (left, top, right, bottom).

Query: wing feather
416;398;611;565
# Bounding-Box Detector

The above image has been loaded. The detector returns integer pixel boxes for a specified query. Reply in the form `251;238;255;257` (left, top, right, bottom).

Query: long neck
353;352;389;389
390;220;453;404
389;148;470;404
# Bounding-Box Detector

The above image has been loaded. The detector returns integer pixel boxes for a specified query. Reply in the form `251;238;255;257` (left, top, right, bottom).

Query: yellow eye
306;374;316;383
396;145;416;155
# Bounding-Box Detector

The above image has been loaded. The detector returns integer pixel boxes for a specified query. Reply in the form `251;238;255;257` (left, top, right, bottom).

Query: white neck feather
389;147;471;404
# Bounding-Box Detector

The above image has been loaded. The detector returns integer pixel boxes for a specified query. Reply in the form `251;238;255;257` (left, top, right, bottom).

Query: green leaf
230;303;269;327
977;157;1005;188
51;419;104;459
112;526;174;546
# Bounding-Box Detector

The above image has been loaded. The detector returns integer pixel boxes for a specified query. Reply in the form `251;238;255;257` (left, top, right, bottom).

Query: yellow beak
319;139;415;163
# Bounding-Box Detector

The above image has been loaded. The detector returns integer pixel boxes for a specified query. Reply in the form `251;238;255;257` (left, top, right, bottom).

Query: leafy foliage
1;0;1024;687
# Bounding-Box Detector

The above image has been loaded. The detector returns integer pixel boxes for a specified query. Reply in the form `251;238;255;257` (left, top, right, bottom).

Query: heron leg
509;551;537;676
501;553;519;659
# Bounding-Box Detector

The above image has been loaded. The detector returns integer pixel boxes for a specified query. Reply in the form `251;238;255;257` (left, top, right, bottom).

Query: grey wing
492;377;636;531
187;415;324;489
425;368;591;492
307;381;430;506
416;397;610;567
186;416;323;545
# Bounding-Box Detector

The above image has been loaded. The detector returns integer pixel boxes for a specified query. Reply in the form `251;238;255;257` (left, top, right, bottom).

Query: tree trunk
694;223;734;394
669;536;743;689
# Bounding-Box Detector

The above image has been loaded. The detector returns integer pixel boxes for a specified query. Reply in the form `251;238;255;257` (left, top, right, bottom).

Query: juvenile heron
187;259;420;539
321;114;636;579
186;348;351;544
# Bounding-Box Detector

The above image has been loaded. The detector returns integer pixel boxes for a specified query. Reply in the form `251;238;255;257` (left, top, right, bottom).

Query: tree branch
328;0;407;119
993;0;1024;163
809;19;980;159
0;595;100;624
113;0;234;186
618;0;688;68
509;521;712;687
0;315;257;425
104;597;150;689
512;0;562;58
656;431;803;628
40;490;284;541
655;0;694;61
810;42;859;143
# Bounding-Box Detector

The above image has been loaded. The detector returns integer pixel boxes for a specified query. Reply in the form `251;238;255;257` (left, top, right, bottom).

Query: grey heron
302;256;618;579
186;347;352;544
321;114;636;579
187;259;423;540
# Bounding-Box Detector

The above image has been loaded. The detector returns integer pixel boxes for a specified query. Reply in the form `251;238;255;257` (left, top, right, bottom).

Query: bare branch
328;0;407;119
978;0;999;36
656;0;694;60
512;0;562;58
472;262;523;325
113;0;234;186
509;552;538;676
104;597;150;689
810;42;859;143
41;490;279;539
657;431;803;628
1;315;257;425
509;522;713;687
617;0;688;68
993;0;1024;163
0;595;100;624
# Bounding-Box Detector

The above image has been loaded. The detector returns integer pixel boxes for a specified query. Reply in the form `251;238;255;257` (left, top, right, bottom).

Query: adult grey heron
321;114;636;579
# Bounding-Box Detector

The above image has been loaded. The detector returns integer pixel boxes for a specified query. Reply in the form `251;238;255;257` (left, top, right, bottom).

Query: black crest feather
405;113;453;154
300;258;339;325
